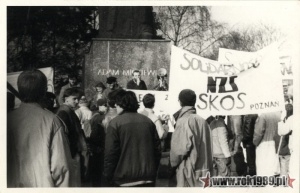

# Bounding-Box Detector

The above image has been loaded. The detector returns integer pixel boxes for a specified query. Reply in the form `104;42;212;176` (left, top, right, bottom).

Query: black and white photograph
2;1;300;192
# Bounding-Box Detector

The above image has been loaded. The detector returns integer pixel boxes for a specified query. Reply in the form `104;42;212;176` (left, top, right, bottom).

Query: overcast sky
211;5;299;37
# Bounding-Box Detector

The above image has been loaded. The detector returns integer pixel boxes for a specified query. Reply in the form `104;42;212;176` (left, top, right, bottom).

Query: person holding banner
227;115;247;176
253;111;281;176
275;104;292;176
210;116;233;177
126;70;147;90
140;94;169;151
170;89;213;187
140;94;169;139
242;114;258;176
7;69;73;187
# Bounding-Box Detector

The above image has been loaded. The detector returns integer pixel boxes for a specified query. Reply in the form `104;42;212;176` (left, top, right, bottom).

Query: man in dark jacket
58;73;81;105
227;115;247;176
126;70;147;90
103;90;161;187
242;114;258;176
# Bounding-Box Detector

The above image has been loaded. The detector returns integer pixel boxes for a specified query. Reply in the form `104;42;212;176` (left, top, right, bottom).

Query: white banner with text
168;45;285;117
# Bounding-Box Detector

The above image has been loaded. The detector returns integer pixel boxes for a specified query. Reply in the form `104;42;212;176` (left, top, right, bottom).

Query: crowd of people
7;69;295;187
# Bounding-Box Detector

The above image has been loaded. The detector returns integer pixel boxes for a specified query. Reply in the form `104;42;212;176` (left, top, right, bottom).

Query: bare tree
154;6;228;59
154;7;208;47
216;23;286;53
155;7;286;60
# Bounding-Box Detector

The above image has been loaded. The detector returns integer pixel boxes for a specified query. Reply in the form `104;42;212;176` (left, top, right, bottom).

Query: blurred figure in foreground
7;69;73;187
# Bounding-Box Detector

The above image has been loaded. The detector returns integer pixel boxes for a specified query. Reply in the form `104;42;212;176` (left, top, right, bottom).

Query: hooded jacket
170;106;213;187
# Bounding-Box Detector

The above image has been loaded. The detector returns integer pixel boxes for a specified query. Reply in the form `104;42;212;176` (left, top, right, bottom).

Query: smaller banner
129;89;175;132
7;67;54;109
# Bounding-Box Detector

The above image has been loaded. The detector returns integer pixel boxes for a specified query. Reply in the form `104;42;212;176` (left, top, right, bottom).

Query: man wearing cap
58;73;81;105
102;76;119;101
170;89;213;187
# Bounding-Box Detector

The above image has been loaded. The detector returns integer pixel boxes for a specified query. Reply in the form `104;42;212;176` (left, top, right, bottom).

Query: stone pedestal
84;38;171;100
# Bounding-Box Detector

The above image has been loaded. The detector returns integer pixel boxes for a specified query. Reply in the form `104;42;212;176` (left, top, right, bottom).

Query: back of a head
41;92;56;110
178;89;196;107
17;69;47;103
97;98;107;107
115;90;139;112
143;93;155;109
107;88;123;108
106;76;117;84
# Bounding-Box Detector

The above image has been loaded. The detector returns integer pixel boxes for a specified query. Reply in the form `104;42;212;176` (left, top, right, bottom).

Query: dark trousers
89;153;104;187
245;145;256;176
231;149;247;176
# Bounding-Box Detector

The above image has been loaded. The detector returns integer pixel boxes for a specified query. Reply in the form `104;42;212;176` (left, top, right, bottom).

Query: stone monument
97;6;156;39
84;6;171;100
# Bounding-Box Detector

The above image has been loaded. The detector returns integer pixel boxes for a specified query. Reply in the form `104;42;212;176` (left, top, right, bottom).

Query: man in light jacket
7;69;73;187
210;116;233;176
253;111;281;176
170;89;213;187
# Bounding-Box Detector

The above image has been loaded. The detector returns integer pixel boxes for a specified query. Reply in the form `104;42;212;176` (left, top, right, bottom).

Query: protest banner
218;41;294;101
168;44;285;118
129;89;175;131
7;67;54;109
218;42;293;79
128;89;169;114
